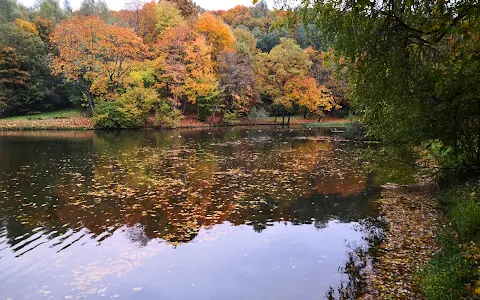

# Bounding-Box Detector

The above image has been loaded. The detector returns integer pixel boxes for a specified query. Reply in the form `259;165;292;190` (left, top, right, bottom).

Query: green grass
303;121;348;128
421;181;480;300
452;199;480;242
0;108;88;121
421;233;476;300
439;182;480;242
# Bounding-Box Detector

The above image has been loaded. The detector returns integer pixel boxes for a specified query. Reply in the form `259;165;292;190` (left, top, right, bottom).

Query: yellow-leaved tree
285;76;339;121
184;35;219;119
256;38;336;123
155;1;186;37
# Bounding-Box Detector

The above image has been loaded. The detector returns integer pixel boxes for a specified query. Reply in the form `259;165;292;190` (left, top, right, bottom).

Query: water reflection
0;127;379;299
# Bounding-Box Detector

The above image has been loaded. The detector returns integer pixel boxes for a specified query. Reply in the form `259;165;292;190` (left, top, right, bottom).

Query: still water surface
0;127;379;299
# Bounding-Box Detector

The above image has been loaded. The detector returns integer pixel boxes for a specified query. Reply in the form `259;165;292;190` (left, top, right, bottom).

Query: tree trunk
282;114;285;125
182;97;187;113
172;96;177;112
87;92;95;114
303;107;308;119
287;114;291;124
210;101;220;126
477;101;480;164
454;106;458;159
218;113;224;125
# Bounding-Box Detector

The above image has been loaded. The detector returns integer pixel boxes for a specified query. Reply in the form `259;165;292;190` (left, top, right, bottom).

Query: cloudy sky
18;0;276;11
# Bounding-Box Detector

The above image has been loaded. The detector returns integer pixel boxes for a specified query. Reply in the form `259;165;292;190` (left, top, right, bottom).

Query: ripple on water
0;128;380;300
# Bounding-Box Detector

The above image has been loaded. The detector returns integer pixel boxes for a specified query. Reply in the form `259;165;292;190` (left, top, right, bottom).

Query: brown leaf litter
362;179;447;299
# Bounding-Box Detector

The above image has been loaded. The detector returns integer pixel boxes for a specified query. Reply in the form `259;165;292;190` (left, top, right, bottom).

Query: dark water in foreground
0;127;380;300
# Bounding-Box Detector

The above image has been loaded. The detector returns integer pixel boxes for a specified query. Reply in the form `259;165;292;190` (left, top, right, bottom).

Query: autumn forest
0;0;346;129
2;0;480;299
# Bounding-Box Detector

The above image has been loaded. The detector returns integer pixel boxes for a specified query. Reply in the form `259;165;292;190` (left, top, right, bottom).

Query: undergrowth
421;181;480;299
421;233;479;300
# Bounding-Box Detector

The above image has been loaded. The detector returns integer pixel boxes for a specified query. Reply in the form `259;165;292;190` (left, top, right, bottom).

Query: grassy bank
0;109;348;131
0;109;93;130
361;177;480;300
303;121;349;128
420;181;480;300
0;109;88;121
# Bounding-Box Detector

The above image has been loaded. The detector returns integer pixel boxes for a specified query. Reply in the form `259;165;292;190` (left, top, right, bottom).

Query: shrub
426;140;471;184
248;107;269;119
94;87;160;129
93;101;144;129
266;103;285;117
345;118;366;140
117;86;158;114
153;103;183;128
224;111;240;124
423;182;480;300
439;183;480;242
452;199;480;241
197;103;212;121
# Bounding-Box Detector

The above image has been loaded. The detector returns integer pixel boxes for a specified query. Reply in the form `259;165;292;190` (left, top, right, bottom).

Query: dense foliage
273;1;480;298
421;183;480;300
0;0;346;129
292;0;480;172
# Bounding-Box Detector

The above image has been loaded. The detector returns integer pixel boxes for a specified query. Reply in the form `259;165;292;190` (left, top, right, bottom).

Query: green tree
253;27;289;53
0;0;20;23
252;0;268;19
233;27;257;60
0;22;57;116
78;0;109;20
155;1;185;37
0;44;29;115
63;0;72;15
302;0;480;170
34;0;66;24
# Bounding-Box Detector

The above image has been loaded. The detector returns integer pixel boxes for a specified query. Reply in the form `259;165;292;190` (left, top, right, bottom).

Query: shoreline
0;118;348;131
361;179;446;299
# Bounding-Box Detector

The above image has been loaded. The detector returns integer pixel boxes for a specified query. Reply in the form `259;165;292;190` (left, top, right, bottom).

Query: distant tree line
0;0;348;128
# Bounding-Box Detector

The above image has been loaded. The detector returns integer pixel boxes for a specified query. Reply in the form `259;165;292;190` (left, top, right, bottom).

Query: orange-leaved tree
195;13;236;61
128;1;186;45
306;47;347;113
113;0;145;32
221;5;252;28
284;76;339;120
137;1;158;44
153;26;195;111
51;16;146;112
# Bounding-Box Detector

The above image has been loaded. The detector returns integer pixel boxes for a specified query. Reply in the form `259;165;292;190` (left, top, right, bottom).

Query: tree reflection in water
0;127;384;299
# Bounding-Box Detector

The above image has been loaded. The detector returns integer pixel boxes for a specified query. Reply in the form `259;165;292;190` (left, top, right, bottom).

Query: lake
0;127;380;300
